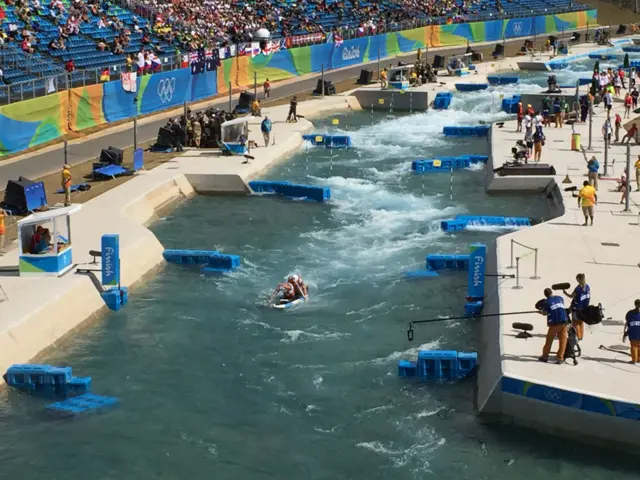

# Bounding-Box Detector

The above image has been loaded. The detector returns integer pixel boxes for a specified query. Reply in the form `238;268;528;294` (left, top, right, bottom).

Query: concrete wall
501;392;640;454
352;89;430;112
476;238;504;414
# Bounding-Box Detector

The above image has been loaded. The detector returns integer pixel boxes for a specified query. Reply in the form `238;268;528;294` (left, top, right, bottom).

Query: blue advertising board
467;243;486;300
101;234;120;286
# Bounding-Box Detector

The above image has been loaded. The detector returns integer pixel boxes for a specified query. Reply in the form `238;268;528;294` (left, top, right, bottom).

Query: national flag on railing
205;49;220;71
121;71;137;93
327;32;343;46
190;49;205;75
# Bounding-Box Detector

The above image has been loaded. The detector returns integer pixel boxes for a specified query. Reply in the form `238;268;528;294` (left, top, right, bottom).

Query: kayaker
288;275;307;298
277;282;296;301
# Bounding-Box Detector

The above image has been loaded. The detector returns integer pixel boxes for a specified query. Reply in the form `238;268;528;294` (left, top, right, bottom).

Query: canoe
272;297;306;310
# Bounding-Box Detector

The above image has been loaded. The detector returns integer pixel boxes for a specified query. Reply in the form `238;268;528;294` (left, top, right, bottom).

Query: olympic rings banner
0;9;596;155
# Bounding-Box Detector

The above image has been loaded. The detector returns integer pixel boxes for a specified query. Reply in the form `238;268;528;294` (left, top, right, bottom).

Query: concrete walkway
480;68;640;450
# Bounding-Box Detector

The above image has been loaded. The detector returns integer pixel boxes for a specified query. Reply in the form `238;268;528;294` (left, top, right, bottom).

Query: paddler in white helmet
288;274;308;299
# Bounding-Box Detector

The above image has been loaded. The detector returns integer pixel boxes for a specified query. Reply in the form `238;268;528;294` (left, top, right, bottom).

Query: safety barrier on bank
0;10;597;157
398;350;478;381
249;181;331;202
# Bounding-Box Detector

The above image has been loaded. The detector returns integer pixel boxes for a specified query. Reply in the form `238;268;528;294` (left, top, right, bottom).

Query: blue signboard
467;243;486;300
101;234;120;286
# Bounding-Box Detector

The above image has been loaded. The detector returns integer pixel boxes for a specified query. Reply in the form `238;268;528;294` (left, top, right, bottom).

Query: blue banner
467;243;486;300
331;37;368;70
101;234;120;287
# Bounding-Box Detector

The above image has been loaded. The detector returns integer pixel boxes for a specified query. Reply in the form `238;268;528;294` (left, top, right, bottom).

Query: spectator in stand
65;58;75;73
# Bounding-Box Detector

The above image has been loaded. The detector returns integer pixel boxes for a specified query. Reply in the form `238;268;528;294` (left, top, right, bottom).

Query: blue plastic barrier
501;94;521;114
440;215;531;232
404;270;440;279
578;78;592;86
302;134;351;148
163;249;240;270
464;300;484;317
487;76;519;85
432;92;453;110
426;254;469;271
46;393;119;416
398;350;478;381
588;53;615;60
454;83;489;92
101;286;129;311
442;125;490;137
622;46;640;52
248;180;331;202
621;60;640;68
3;364;91;397
412;155;488;172
548;62;568;70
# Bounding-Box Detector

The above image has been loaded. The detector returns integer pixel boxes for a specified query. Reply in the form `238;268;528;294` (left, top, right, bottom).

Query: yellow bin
571;133;581;151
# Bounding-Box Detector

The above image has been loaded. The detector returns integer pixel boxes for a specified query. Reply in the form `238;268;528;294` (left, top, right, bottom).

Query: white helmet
291;274;299;282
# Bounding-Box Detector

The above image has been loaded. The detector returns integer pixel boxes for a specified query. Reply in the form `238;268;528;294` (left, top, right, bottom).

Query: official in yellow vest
62;165;72;206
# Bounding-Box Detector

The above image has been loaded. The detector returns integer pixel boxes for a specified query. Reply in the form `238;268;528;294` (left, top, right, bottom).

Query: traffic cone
562;172;572;184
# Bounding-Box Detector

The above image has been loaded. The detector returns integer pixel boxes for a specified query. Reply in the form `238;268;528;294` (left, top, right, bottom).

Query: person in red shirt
622;123;638;144
516;101;523;132
624;92;633;119
615;113;622;142
65;59;75;72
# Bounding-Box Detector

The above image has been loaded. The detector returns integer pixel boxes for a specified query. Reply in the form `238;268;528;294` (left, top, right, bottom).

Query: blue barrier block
101;287;128;311
588;53;615;60
464;300;484;317
248;181;330;202
46;393;119;416
302;134;326;146
487;76;519;85
398;360;418;377
455;83;489;92
417;350;458;381
326;135;351;148
163;249;219;265
578;78;592;86
548;62;568;70
455;215;531;227
439;219;467;232
206;254;241;270
442;125;490;137
433;92;453;110
426;253;469;271
456;352;479;379
68;376;92;395
622;46;640;52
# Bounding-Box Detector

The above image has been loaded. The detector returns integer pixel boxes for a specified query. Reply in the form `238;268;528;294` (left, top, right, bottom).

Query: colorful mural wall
0;10;597;156
0;91;68;156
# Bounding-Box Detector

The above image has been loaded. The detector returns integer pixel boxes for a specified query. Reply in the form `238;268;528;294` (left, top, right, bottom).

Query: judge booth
17;205;82;277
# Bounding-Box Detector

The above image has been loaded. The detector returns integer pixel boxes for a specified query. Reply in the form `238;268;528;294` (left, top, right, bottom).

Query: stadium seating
0;0;588;102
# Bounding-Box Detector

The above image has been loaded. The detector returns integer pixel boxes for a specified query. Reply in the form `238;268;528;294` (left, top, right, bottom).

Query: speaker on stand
357;69;374;85
432;55;445;69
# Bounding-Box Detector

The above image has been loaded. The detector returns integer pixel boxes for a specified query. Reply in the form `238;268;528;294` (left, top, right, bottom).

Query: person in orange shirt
0;209;5;254
263;78;271;99
62;165;72;206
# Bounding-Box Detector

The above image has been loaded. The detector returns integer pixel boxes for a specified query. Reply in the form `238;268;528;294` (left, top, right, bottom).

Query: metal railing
508;239;540;289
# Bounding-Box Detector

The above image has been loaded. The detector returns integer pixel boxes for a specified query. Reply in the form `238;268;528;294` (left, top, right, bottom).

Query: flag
205;49;220;71
121;71;137;93
334;34;343;46
244;42;260;58
190;47;205;75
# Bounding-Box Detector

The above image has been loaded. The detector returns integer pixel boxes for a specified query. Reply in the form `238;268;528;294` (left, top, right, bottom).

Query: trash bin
571;132;581;151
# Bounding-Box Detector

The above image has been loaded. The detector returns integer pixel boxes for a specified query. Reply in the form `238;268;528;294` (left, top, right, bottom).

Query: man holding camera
624;299;640;364
538;287;568;364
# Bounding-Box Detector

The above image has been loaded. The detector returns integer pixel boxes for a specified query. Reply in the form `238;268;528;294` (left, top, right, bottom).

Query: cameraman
537;287;568;364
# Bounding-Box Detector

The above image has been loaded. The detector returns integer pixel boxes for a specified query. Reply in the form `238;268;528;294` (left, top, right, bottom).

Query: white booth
17;205;82;277
388;64;414;90
221;117;250;156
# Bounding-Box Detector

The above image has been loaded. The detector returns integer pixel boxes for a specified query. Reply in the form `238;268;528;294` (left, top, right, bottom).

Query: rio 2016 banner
0;9;596;154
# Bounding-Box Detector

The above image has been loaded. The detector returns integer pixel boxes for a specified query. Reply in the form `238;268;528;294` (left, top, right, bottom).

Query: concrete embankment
0;96;354;376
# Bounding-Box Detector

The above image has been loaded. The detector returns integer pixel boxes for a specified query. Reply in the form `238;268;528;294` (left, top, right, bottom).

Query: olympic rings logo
157;77;176;104
543;387;562;403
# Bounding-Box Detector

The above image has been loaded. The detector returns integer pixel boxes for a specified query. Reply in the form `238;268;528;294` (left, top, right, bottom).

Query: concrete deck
0;96;353;376
479;68;640;449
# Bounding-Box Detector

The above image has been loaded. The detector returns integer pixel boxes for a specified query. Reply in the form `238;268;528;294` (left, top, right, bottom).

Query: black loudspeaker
571;32;581;42
357;69;374;85
617;24;627;35
471;52;483;62
432;55;445;69
499;164;556;176
99;146;123;165
156;127;175;147
512;322;534;339
238;91;255;109
492;44;505;57
313;79;336;95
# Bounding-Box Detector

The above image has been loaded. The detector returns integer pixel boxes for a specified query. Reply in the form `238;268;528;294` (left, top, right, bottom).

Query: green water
0;87;637;479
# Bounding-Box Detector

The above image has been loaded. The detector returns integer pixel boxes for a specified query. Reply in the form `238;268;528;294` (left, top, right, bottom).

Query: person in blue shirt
538;287;569;364
563;273;590;340
624;299;640;364
586;155;600;190
261;116;272;147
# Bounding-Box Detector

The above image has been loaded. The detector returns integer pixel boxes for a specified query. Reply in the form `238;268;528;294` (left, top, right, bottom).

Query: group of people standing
538;275;640;364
